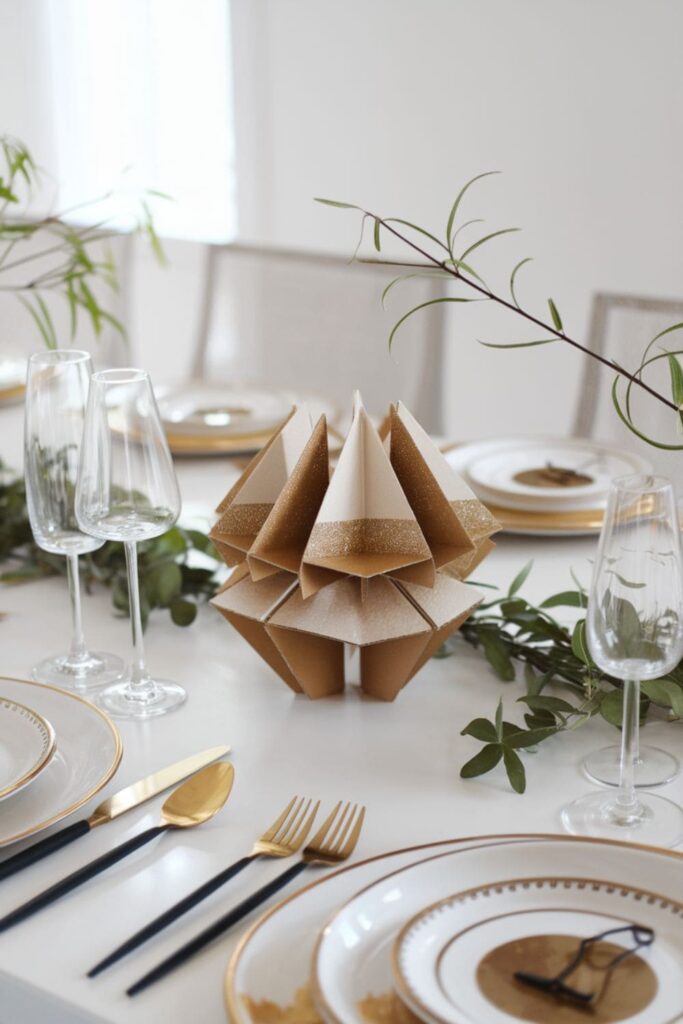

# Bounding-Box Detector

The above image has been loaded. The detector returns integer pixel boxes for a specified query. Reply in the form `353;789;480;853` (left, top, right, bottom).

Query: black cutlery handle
0;825;167;933
88;853;256;976
127;860;308;996
0;819;92;881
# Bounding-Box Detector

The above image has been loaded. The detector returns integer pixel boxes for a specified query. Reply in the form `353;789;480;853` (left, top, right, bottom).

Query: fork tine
271;797;304;844
328;803;358;854
288;799;319;850
308;800;342;847
325;801;350;849
261;796;298;843
278;797;311;846
339;805;365;858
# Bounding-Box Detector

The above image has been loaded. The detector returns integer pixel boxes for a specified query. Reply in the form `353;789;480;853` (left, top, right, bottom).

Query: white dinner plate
0;678;122;846
444;437;652;537
0;698;56;801
156;382;339;456
312;838;683;1024
394;877;683;1024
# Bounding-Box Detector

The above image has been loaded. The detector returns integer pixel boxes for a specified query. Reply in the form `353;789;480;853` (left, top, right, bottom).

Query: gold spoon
0;761;235;932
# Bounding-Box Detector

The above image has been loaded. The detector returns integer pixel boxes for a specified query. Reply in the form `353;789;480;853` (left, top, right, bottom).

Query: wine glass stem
66;554;88;663
616;678;640;817
124;541;151;693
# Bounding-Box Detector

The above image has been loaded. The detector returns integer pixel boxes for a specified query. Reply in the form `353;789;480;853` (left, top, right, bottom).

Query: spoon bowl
162;761;234;828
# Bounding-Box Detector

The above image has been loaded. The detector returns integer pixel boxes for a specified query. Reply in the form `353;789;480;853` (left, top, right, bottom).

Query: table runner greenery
3;465;681;794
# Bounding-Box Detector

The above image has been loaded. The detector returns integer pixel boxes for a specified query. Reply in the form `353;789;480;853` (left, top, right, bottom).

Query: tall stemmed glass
24;350;123;689
561;475;683;847
76;368;186;719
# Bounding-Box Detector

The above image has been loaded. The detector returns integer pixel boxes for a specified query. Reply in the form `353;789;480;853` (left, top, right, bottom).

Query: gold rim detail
0;676;123;845
0;698;56;800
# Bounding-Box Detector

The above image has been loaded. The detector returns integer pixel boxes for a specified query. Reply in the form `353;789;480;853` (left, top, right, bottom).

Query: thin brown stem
369;212;679;415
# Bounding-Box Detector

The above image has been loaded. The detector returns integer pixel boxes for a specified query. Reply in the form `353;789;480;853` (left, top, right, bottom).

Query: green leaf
495;698;503;740
667;353;683;425
382;218;449;253
522;695;576;715
170;598;197;626
509;257;533;308
599;689;624;728
460;718;498;743
388;297;474;351
548;298;563;331
571;620;591;665
460;227;520;262
505;727;558;749
313;197;361;209
480;632;515;681
641;678;683;716
373;218;381;252
445;171;500;249
478;338;556;350
508;559;533;596
380;270;451;309
612;373;683;451
503;747;526;793
460;743;503;779
606;570;645;589
154;562;182;606
540;590;587;609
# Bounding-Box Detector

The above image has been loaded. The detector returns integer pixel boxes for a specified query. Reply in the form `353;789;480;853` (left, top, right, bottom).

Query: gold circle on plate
477;933;657;1023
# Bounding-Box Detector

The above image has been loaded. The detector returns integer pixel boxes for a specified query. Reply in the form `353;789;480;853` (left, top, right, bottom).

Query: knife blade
0;744;230;881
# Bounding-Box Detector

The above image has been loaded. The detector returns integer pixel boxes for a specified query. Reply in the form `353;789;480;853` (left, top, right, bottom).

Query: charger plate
0;698;56;801
393;877;683;1024
311;838;683;1024
0;678;122;846
225;835;682;1024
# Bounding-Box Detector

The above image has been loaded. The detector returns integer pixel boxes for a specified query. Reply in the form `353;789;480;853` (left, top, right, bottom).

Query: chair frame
572;291;683;437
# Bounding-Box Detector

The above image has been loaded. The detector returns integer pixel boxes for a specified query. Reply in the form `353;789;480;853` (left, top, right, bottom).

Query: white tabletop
0;403;681;1024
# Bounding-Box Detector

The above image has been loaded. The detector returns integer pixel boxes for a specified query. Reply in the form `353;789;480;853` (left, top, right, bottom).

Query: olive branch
315;174;683;451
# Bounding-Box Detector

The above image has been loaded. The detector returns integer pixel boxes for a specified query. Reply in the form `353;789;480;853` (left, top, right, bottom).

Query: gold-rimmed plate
393;876;683;1024
0;698;56;801
311;838;683;1024
0;677;122;847
225;834;683;1024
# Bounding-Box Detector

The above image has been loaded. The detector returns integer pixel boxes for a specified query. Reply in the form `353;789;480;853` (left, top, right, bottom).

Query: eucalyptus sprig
0;465;222;629
315;179;683;450
451;563;683;793
0;135;165;348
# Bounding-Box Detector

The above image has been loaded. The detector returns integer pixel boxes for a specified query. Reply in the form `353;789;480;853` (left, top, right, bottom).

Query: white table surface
0;402;681;1024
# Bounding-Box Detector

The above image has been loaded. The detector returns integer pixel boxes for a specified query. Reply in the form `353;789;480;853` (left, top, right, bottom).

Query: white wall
232;0;683;440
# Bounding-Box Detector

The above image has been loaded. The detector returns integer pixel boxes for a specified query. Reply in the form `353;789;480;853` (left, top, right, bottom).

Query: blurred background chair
572;292;683;476
186;243;447;432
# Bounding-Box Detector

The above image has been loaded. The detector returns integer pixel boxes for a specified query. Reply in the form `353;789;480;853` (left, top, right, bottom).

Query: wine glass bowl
562;474;683;846
24;350;122;689
76;368;185;719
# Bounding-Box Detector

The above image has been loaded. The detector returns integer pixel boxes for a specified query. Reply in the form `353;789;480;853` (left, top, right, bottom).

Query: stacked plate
444;436;652;536
0;677;121;847
227;835;683;1024
155;382;339;457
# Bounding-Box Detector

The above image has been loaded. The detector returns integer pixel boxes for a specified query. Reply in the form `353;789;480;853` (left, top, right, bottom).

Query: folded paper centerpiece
210;394;500;700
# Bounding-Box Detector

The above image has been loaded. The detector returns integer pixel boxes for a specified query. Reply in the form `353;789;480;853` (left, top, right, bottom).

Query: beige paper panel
359;633;431;700
266;625;345;699
213;609;303;694
215;406;298;513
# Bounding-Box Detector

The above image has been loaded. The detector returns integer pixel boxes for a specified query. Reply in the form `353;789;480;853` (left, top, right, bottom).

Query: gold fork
127;800;366;996
89;796;319;977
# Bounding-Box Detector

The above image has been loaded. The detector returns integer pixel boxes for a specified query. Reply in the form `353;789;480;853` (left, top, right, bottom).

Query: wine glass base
31;651;123;690
96;678;186;719
583;745;680;788
561;790;683;848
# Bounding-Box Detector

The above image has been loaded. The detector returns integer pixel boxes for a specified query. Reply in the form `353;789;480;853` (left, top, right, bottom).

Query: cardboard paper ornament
210;393;500;701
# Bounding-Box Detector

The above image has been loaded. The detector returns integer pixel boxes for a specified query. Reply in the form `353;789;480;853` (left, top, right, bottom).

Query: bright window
45;0;237;242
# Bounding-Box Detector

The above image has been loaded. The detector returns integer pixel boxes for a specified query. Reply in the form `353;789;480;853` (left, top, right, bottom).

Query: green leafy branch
450;563;683;793
0;465;221;629
315;179;683;450
0;135;166;348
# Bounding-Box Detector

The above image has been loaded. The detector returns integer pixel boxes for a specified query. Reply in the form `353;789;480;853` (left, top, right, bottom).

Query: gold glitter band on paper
305;519;429;559
211;503;273;540
451;498;501;541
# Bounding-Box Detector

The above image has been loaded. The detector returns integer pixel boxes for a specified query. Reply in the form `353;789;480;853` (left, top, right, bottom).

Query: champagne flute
561;475;683;847
76;368;186;719
24;350;123;689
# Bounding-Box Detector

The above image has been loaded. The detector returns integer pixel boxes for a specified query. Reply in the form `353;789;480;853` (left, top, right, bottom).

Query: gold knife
0;745;231;881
